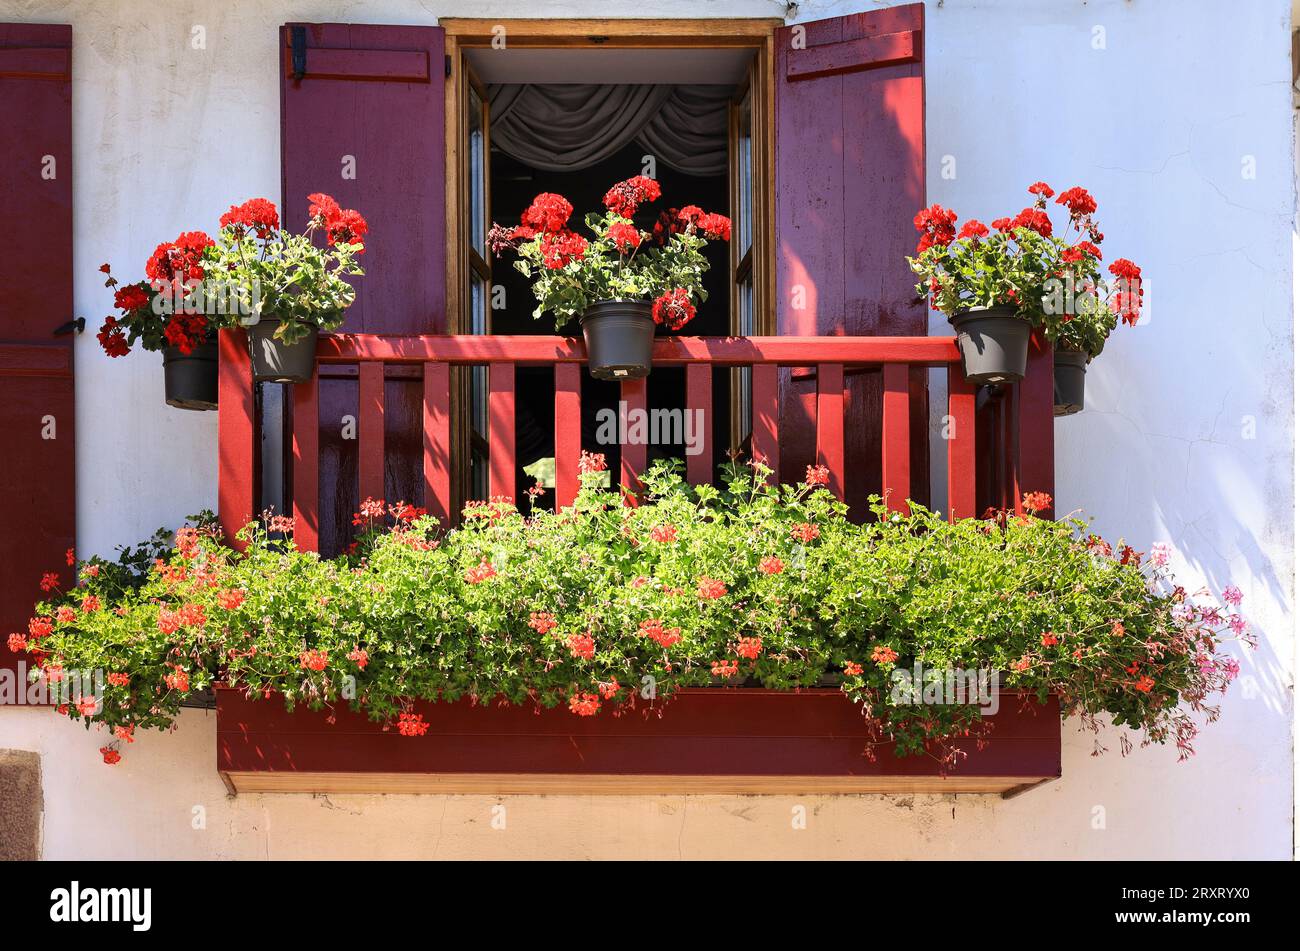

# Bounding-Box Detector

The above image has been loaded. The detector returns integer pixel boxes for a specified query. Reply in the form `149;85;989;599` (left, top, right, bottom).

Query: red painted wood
685;363;713;486
314;334;960;366
1018;333;1055;517
620;378;648;492
218;330;255;550
422;362;451;526
775;5;926;504
751;363;780;480
357;361;385;502
282;47;429;83
488;362;516;500
216;688;1061;781
946;366;977;520
881;363;910;513
816;363;845;498
553;362;581;508
292;373;320;552
1003;389;1017;512
785;29;920;81
281;22;445;555
0;46;70;80
281;24;445;336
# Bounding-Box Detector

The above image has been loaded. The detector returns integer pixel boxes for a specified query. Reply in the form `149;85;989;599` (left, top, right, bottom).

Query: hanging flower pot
161;336;218;411
1053;349;1087;416
949;306;1031;385
246;319;319;384
580;300;655;380
488;178;729;378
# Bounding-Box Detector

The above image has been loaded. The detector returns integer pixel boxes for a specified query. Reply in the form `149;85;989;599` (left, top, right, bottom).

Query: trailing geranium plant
20;456;1249;773
95;194;369;357
96;233;218;357
487;176;731;330
907;182;1143;359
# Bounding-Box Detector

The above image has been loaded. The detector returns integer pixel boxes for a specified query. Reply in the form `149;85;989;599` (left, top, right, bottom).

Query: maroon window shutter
773;5;928;510
279;23;445;554
0;23;74;686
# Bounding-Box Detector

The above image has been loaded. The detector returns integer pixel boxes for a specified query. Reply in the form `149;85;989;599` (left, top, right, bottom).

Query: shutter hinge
53;317;84;337
291;26;307;81
445;54;452;77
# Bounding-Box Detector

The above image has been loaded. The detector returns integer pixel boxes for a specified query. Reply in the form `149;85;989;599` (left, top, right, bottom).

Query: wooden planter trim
217;688;1061;797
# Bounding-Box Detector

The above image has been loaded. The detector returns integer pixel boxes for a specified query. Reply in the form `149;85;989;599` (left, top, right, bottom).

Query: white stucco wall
0;0;1293;859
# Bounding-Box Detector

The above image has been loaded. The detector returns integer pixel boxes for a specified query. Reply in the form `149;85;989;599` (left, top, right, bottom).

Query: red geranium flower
578;450;607;474
397;712;429;736
957;219;990;240
539;229;587;269
569;692;601;716
734;636;763;660
602;176;661;218
697;577;727;600
790;522;820;544
113;283;151;312
651;288;696;330
758;555;784;575
522;192;574;233
145;231;213;283
649;524;678;544
567;632;596;660
219;197;280;238
607;221;642;253
1056;186;1097;218
100;746;121;766
871;644;899;666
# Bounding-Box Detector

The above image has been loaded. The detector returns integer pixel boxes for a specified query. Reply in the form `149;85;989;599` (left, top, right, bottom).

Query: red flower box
217;688;1061;797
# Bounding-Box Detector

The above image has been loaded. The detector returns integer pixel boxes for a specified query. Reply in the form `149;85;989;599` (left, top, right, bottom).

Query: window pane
737;90;753;256
468;87;486;256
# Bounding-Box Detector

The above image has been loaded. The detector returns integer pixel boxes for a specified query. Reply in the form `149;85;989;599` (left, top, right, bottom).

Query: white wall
0;0;1293;859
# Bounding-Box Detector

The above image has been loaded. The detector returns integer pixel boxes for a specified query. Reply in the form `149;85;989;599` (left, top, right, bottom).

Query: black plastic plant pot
949;306;1031;385
1053;349;1088;417
162;338;218;411
247;320;318;384
580;300;655;380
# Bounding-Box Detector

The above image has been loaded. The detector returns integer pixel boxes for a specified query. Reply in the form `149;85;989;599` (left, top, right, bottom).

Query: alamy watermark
595;400;705;456
0;661;103;711
890;664;1000;715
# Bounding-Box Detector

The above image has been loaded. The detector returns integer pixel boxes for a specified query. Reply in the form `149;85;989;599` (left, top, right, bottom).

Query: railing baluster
751;363;779;482
292;370;319;551
358;361;385;503
488;362;515;500
554;362;581;508
620;378;647;493
815;362;845;498
423;361;450;525
685;363;713;487
946;365;976;520
881;363;910;514
1017;332;1055;517
217;328;254;551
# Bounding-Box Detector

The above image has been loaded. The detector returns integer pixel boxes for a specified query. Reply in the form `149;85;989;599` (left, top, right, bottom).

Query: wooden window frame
443;18;780;498
442;17;779;336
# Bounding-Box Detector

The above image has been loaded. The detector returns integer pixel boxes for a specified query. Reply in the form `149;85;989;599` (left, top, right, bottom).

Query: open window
444;21;775;507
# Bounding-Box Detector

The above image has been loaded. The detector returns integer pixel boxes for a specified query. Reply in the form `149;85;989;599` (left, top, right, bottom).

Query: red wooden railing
217;332;1055;553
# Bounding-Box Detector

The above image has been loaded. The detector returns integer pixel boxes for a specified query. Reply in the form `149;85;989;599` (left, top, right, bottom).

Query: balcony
214;330;1059;796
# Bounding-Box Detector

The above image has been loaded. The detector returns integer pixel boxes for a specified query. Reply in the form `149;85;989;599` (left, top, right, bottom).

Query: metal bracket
291;26;307;81
53;317;84;337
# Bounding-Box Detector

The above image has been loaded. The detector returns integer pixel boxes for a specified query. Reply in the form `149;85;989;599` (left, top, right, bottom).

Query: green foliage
205;224;364;345
511;211;715;328
30;464;1244;769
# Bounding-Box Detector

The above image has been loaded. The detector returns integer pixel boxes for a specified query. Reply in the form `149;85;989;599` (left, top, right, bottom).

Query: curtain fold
488;84;731;177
